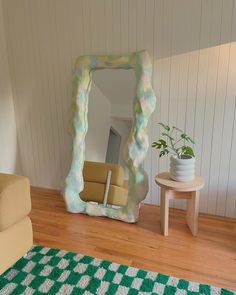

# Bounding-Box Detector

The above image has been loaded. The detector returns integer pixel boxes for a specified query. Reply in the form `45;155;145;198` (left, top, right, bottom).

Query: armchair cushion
81;181;128;206
0;174;31;231
83;161;125;187
0;217;33;275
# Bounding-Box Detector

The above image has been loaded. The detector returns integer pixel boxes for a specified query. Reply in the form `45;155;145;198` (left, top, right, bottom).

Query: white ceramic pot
169;155;195;182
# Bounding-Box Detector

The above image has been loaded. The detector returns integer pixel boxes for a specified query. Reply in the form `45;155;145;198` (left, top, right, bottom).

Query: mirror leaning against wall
64;51;156;222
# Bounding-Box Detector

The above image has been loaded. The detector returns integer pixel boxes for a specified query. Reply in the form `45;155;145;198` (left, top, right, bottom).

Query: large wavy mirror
64;51;156;222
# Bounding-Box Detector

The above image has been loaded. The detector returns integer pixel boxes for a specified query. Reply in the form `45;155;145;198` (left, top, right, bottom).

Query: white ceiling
93;69;136;104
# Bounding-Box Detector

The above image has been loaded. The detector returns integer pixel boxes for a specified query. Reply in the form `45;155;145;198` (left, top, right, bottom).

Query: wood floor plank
30;187;236;291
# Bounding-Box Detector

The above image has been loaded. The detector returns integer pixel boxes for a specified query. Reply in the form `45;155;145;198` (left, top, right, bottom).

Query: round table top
155;172;204;192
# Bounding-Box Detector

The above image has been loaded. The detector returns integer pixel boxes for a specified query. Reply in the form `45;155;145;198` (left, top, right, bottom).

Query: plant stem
167;145;176;153
169;138;178;157
173;138;183;146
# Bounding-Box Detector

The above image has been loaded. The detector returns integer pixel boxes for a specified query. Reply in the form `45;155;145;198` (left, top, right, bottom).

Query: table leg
186;191;199;236
160;188;169;236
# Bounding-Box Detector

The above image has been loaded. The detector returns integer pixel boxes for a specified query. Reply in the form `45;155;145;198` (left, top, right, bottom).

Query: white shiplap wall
2;0;236;217
0;0;18;174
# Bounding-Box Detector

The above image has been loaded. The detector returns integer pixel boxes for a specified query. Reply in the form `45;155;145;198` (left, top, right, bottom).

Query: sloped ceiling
93;69;136;104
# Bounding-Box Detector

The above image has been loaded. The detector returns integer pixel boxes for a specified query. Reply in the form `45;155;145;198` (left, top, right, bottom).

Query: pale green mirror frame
64;50;156;222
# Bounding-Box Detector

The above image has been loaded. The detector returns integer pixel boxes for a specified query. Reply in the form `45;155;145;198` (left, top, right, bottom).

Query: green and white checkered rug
0;246;235;295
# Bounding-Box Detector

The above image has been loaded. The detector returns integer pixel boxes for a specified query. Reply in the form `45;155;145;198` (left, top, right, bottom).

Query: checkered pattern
0;246;234;294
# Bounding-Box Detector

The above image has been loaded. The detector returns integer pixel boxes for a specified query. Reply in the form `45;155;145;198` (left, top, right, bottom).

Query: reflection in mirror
80;69;135;209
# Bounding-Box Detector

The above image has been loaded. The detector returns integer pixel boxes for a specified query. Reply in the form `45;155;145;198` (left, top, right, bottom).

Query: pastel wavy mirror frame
64;50;156;223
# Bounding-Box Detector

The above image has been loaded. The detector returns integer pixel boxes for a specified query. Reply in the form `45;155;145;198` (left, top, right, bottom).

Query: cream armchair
0;173;33;275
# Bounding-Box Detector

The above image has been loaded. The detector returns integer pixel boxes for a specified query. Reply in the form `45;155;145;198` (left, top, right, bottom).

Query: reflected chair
80;161;128;206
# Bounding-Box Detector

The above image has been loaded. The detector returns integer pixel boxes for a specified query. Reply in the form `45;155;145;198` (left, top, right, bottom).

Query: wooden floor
30;187;236;291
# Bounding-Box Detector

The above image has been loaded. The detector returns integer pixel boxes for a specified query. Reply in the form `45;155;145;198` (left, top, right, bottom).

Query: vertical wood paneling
82;0;92;54
31;0;57;186
150;0;163;206
0;0;18;174
111;0;121;54
200;0;223;213
158;0;173;182
120;0;129;53
128;0;137;52
206;0;224;215
225;1;236;218
143;0;155;204
2;0;236;217
194;0;212;213
208;0;234;215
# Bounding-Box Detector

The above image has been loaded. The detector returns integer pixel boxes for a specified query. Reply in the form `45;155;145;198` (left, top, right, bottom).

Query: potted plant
152;123;196;182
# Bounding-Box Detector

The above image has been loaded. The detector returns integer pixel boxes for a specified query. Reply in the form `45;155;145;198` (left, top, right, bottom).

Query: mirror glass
81;69;136;208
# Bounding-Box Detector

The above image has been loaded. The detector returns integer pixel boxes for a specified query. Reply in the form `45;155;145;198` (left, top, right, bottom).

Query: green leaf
152;139;167;150
159;149;169;157
151;141;161;149
158;123;170;131
158;139;168;147
181;146;195;157
151;142;158;147
181;133;188;139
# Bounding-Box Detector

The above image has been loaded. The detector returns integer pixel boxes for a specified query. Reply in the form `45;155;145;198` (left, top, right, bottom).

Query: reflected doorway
105;127;121;164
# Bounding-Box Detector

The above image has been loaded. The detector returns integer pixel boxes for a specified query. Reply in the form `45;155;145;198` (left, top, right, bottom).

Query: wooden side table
155;172;204;236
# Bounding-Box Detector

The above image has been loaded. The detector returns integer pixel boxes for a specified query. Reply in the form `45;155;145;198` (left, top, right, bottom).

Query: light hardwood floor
30;187;236;291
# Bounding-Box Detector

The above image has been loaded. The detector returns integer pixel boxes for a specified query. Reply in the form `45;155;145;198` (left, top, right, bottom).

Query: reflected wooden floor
30;187;236;291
